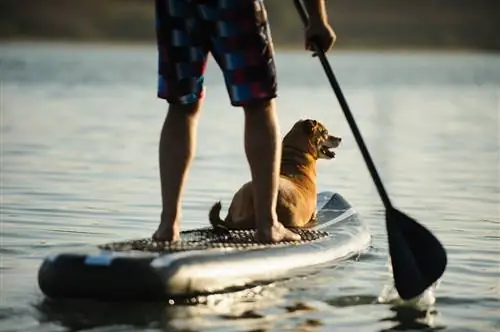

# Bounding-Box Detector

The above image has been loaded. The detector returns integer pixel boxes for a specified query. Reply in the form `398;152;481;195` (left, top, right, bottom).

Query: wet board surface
38;191;372;301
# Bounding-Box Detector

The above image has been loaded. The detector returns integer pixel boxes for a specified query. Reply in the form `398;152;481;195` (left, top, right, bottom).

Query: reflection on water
36;289;441;332
1;43;499;332
378;306;443;332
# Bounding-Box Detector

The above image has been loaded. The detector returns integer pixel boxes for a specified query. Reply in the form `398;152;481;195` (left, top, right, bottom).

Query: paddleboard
38;191;371;301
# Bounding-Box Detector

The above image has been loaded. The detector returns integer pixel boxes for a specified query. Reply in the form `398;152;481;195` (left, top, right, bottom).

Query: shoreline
0;39;495;55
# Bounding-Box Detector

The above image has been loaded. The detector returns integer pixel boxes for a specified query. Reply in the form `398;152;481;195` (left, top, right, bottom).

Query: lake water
1;42;499;332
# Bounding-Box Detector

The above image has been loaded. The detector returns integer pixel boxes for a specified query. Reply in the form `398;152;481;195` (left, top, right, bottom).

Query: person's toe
285;229;301;241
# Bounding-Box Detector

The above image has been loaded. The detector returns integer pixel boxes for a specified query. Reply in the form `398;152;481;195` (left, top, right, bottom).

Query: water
1;42;499;331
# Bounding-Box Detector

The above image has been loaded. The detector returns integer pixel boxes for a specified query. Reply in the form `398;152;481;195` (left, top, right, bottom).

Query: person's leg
153;101;202;242
153;0;209;241
205;0;300;242
243;101;300;242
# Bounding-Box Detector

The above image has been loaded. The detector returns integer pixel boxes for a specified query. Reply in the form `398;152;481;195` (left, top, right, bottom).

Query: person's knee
167;101;202;120
243;98;276;120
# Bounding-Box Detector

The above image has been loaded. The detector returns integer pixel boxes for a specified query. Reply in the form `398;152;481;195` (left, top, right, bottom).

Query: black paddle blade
386;208;447;300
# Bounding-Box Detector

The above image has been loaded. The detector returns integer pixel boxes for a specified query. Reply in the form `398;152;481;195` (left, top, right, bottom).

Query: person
152;0;336;243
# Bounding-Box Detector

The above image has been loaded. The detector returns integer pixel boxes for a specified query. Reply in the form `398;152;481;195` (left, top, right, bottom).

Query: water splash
377;257;439;310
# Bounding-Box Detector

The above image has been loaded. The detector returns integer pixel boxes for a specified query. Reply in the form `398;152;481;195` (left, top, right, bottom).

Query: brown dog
209;119;341;230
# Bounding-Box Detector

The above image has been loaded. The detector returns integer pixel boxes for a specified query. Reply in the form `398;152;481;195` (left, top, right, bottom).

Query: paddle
293;0;447;300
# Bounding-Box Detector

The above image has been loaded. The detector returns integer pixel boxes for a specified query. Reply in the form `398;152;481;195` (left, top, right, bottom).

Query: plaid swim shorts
155;0;278;107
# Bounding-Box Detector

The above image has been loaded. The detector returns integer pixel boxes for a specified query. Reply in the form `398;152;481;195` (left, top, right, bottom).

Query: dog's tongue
321;146;336;158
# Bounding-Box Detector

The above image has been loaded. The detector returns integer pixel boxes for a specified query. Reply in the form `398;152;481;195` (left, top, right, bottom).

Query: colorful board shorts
155;0;278;107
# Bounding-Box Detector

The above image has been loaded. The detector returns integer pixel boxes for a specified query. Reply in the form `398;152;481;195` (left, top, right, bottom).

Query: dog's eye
322;129;328;136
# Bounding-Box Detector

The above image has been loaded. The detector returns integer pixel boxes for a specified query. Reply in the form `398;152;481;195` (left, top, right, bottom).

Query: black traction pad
98;228;331;253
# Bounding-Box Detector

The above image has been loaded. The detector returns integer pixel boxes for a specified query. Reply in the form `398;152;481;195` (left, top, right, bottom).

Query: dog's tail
209;201;230;235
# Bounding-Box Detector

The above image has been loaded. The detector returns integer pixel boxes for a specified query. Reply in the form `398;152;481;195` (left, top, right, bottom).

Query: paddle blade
386;208;447;300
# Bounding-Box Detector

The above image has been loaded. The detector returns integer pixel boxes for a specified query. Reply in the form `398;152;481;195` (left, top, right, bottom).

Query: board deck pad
99;228;331;253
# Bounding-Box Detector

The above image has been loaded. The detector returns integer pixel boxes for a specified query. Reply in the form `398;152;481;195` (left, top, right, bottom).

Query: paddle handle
293;0;393;210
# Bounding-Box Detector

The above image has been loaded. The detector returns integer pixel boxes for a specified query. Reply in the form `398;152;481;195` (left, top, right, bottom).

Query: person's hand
305;20;336;55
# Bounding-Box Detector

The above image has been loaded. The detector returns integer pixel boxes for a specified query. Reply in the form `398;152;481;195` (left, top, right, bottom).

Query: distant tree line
1;0;498;51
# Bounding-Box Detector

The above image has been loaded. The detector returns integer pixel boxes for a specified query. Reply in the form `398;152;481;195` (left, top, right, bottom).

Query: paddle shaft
293;0;393;210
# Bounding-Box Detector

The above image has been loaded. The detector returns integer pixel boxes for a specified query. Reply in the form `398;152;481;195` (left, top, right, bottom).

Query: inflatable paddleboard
38;191;371;301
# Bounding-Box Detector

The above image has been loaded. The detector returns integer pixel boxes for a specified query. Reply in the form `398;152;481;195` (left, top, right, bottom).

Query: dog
209;119;341;231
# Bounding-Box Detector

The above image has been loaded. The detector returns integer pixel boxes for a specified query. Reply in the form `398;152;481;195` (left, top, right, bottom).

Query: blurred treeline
1;0;498;51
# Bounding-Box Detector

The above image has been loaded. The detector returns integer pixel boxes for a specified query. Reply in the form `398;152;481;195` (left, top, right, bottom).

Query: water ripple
1;43;499;332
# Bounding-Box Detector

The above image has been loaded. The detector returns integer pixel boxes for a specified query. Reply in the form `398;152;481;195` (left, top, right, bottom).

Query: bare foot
256;222;301;243
152;214;181;242
152;226;180;242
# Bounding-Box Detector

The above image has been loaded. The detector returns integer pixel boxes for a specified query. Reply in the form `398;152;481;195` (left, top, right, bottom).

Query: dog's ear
302;119;317;134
